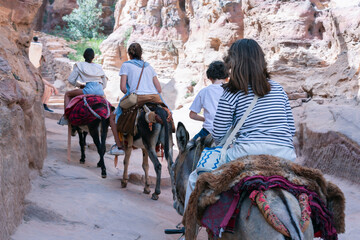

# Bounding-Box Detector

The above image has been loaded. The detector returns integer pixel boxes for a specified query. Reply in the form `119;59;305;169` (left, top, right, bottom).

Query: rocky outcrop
293;100;360;183
33;0;116;35
35;31;76;92
0;1;46;239
101;0;360;180
101;0;360;105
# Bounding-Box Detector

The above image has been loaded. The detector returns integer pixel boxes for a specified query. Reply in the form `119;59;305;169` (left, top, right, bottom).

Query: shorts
82;82;104;96
226;142;297;162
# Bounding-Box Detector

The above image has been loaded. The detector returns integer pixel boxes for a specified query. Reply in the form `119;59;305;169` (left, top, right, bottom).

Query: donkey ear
176;122;189;152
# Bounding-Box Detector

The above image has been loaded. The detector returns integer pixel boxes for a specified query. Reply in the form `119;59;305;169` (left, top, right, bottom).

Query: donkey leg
78;130;87;164
88;123;106;178
147;149;162;200
121;145;132;188
141;149;151;194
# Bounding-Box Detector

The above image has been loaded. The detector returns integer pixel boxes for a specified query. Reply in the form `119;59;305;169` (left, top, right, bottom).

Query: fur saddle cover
65;94;113;126
183;155;345;239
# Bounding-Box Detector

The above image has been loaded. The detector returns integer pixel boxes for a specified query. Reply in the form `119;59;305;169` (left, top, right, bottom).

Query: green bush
123;27;133;48
68;38;105;63
62;0;104;40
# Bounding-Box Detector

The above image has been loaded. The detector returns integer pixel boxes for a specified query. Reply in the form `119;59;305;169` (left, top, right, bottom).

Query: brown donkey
119;105;175;200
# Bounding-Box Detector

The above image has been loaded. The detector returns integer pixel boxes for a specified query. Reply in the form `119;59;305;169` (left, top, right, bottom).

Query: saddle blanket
202;175;337;240
65;94;112;126
183;155;345;240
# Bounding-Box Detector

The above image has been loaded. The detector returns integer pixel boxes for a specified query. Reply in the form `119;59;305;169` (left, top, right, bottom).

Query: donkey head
173;122;213;215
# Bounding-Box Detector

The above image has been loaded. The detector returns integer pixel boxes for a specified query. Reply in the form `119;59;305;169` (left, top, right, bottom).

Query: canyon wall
0;1;46;239
33;0;116;35
101;0;360;181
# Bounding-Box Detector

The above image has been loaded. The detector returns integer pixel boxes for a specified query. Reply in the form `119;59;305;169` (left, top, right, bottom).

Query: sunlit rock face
0;1;46;239
33;0;116;35
102;0;360;180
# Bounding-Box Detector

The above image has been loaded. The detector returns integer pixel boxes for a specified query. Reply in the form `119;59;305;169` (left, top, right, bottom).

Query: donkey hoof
151;193;159;200
143;188;151;194
79;160;85;164
121;181;127;188
101;174;107;178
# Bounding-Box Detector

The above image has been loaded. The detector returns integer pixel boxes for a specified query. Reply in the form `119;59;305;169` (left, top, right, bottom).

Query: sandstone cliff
33;0;116;35
0;1;46;239
101;0;360;181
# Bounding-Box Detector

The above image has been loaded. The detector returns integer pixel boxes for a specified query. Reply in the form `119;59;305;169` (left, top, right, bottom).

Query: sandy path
11;118;202;240
10;115;360;239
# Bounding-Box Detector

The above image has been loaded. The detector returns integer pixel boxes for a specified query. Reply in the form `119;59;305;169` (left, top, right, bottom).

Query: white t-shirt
119;62;158;95
189;84;224;134
29;42;43;68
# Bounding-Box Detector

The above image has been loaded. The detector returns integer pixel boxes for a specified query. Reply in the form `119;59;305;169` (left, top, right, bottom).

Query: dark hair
128;43;142;60
223;39;270;96
83;48;95;63
206;61;229;80
33;36;38;42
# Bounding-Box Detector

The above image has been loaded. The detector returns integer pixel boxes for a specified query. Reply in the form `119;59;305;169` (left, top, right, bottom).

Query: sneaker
43;104;54;113
57;115;68;126
108;144;125;155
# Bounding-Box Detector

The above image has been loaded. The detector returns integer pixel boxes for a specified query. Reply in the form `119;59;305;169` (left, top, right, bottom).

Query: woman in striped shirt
213;38;296;162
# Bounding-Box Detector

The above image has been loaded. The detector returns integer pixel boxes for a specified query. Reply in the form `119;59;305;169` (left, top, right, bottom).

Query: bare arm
120;75;127;94
189;111;205;122
153;76;162;94
42;78;59;95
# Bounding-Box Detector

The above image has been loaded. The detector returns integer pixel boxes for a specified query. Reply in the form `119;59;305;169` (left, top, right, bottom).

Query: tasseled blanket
65;94;112;126
183;155;345;240
202;175;337;240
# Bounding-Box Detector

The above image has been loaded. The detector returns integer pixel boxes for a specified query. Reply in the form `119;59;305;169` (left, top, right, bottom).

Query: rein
83;96;110;119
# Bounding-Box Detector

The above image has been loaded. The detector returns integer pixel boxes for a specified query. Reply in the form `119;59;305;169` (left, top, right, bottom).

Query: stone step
44;108;62;121
47;103;64;110
48;96;64;103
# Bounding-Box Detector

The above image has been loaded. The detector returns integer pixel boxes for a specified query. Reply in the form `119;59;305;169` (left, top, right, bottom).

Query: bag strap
135;63;145;93
220;95;259;155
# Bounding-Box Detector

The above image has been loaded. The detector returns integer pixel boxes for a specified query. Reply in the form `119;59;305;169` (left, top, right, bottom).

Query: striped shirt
212;80;296;148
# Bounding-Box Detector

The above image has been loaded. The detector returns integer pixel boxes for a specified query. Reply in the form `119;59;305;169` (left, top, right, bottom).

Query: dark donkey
66;95;114;178
119;104;175;200
172;122;314;239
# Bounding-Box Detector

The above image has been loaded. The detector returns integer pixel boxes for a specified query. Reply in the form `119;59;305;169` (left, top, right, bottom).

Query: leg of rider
64;89;83;111
184;170;199;212
42;84;52;105
109;112;124;149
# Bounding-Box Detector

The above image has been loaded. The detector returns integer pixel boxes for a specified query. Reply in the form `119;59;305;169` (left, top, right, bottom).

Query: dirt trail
10;116;360;239
10;117;206;240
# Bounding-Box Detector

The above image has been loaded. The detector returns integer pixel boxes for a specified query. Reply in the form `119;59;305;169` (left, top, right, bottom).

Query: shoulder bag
196;95;259;174
119;63;145;109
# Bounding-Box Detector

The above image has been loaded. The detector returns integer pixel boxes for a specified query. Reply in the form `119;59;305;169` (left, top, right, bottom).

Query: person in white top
58;48;107;125
29;36;59;112
109;42;168;155
189;61;228;141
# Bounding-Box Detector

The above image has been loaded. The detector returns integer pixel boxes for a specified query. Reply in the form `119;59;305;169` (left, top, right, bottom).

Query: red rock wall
101;0;360;181
33;0;116;35
0;1;46;239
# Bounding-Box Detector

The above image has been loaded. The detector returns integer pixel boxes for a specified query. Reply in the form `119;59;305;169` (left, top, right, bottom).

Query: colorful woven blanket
201;175;337;240
65;94;112;126
183;155;345;240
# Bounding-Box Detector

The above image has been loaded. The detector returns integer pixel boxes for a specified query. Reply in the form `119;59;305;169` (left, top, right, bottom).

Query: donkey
66;95;113;179
173;122;314;239
120;104;175;200
70;118;110;178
